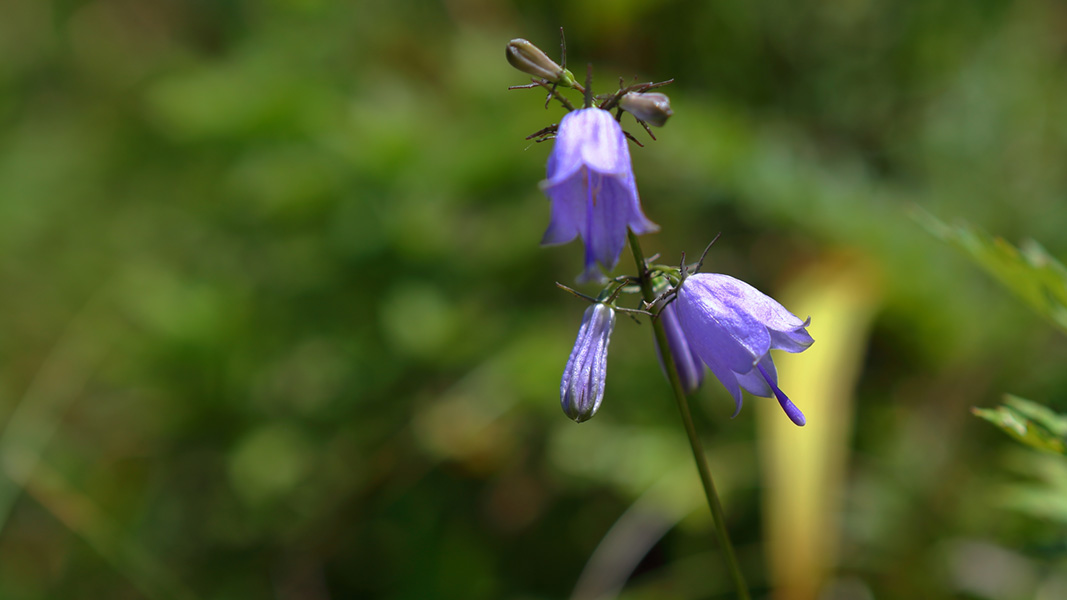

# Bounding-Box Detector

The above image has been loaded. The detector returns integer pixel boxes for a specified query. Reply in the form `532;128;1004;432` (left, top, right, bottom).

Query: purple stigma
758;363;806;427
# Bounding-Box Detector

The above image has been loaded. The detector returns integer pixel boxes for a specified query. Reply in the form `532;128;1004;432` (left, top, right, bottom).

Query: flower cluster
507;36;813;426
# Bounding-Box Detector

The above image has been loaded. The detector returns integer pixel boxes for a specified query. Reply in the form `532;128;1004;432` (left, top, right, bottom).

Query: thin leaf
972;396;1067;455
915;209;1067;333
1005;394;1067;437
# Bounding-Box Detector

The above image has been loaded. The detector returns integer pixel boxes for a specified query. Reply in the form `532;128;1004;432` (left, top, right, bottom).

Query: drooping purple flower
561;303;616;422
540;108;659;282
672;273;813;426
656;300;705;394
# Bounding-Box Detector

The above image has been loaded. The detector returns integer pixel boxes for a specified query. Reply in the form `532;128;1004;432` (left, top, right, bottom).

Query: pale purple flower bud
673;273;814;426
506;38;578;87
540;108;659;282
618;92;673;127
656;300;706;394
561;303;616;422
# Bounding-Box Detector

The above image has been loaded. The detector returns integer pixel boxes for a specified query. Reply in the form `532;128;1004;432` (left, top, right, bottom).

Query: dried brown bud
619;92;673;127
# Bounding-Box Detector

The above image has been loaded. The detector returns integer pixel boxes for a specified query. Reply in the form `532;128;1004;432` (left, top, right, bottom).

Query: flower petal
700;274;813;351
619;171;659;236
545;109;631;184
656;301;706;394
543;165;657;279
676;275;772;373
572;109;632;175
735;353;776;398
703;350;744;418
769;316;814;353
585;172;631;272
540;170;585;246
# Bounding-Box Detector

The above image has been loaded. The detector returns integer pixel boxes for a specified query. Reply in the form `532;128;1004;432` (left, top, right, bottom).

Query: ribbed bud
560;303;616;422
618;92;673;127
506;38;577;87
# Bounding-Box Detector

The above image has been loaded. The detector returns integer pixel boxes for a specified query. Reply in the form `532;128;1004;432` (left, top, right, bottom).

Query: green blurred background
2;1;1067;598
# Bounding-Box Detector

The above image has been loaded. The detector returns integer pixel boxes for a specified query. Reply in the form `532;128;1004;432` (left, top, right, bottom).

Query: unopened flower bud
619;92;673;127
560;303;616;422
506;38;577;88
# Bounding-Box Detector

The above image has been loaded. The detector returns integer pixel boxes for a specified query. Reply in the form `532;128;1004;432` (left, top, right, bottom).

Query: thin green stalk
627;229;751;600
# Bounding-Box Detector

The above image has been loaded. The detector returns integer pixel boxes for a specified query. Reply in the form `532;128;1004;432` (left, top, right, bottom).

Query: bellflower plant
540;107;659;282
560;302;616;422
507;34;812;598
672;273;814;426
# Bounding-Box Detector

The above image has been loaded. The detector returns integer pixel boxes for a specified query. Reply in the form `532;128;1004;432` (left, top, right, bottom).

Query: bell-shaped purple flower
673;273;814;426
561;303;616;422
540;108;659;282
656;301;706;394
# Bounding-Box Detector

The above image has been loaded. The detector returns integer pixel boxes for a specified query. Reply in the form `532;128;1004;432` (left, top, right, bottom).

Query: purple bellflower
540;108;659;282
561;303;616;422
672;273;813;426
656;301;706;394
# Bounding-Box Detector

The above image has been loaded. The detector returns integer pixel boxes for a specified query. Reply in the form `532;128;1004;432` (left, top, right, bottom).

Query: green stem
627;229;751;600
531;79;576;111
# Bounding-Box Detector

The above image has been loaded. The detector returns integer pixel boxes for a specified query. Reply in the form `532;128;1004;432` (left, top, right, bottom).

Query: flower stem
529;79;576;111
627;229;751;600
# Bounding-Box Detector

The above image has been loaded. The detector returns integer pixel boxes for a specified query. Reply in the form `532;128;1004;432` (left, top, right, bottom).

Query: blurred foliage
919;211;1067;334
2;1;1067;599
973;395;1067;456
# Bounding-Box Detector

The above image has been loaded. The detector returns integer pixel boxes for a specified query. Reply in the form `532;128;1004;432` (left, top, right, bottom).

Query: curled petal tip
730;396;743;419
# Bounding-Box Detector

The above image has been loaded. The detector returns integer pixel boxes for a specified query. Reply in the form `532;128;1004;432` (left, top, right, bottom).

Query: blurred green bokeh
2;1;1067;599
